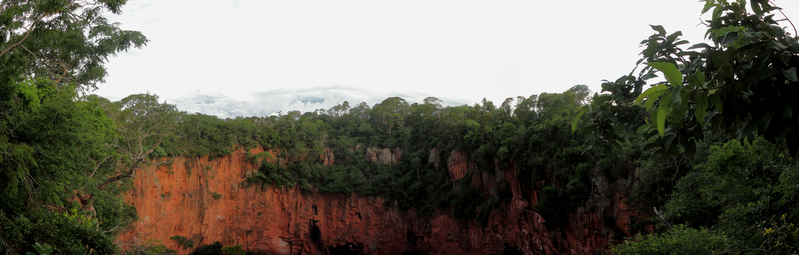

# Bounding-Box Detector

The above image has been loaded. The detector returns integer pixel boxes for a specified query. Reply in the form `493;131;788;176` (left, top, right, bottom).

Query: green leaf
688;43;713;50
785;36;799;53
660;91;674;107
571;110;586;133
751;0;764;15
783;67;798;82
671;86;683;110
666;31;683;43
647;62;683;87
662;133;676;148
635;84;669;104
657;105;668;137
612;140;623;151
645;90;668;111
688;70;706;88
650;108;658;128
643;129;660;139
711;92;723;112
768;41;788;51
651;25;666;36
643;139;661;151
715;26;744;37
637;123;651;134
701;1;715;14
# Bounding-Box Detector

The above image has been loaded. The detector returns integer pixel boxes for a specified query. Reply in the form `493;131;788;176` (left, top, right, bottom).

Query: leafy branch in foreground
574;0;799;157
0;0;148;92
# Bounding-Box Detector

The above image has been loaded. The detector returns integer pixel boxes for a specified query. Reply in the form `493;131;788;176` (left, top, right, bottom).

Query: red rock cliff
117;148;637;255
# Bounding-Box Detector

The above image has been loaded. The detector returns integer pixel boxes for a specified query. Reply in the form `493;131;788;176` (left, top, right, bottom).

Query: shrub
611;225;729;254
169;235;193;249
222;244;246;255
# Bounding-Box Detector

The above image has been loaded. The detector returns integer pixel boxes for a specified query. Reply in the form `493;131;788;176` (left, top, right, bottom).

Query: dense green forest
2;0;799;254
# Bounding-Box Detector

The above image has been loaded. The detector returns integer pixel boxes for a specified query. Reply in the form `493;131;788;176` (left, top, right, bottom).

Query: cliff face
117;148;637;255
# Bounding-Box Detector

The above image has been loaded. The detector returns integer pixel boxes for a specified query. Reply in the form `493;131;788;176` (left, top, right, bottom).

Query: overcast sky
93;0;799;118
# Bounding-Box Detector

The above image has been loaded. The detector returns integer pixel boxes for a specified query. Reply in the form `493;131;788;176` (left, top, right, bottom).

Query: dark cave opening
328;242;365;255
502;243;522;255
309;220;321;242
403;221;423;255
308;219;325;251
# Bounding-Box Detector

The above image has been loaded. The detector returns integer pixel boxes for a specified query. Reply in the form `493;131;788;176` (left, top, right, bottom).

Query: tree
513;95;538;126
575;0;799;157
371;97;411;140
0;0;148;93
0;78;133;254
0;1;145;253
349;101;371;120
98;93;178;190
569;84;590;107
569;1;799;253
327;101;350;117
498;97;515;123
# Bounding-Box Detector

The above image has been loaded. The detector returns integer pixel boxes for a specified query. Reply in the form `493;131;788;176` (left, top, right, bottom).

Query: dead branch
654;206;672;229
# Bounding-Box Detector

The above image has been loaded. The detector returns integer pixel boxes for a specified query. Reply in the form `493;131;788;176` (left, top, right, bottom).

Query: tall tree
0;0;148;93
372;97;411;140
98;93;178;190
0;1;145;253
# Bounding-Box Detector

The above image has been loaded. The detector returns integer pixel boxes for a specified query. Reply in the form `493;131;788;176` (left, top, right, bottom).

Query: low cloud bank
169;85;471;118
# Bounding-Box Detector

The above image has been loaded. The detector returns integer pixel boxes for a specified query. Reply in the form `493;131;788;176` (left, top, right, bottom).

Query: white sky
94;0;799;118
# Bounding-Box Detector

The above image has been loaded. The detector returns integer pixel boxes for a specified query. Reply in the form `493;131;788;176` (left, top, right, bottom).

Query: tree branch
0;12;48;58
98;140;161;190
88;155;112;178
654;206;672;229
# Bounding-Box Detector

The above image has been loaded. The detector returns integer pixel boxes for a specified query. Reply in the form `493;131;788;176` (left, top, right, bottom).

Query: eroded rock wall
117;148;636;255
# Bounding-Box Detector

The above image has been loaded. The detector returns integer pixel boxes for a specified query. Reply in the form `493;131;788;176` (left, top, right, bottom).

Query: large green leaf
645;90;668;111
711;92;723;112
750;0;764;15
647;62;683;87
688;70;706;88
714;26;745;37
637;123;651;134
785;36;799;52
671;86;683;110
635;84;669;104
650;25;667;36
571;110;586;133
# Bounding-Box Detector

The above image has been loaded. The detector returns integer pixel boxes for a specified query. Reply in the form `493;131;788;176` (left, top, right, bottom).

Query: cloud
169;85;472;118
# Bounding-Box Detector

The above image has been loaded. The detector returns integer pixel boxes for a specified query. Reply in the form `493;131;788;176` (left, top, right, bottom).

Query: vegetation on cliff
150;84;598;224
